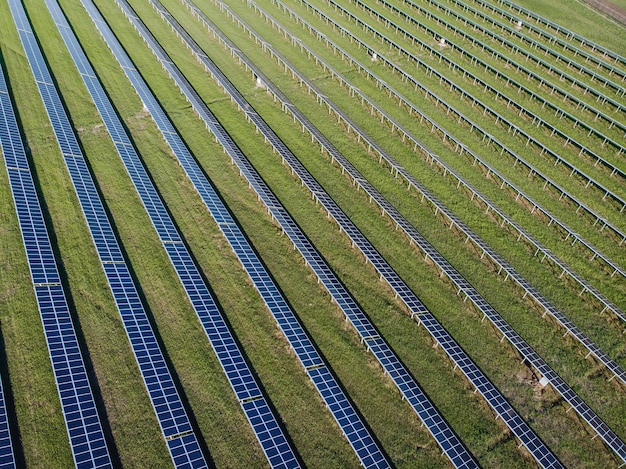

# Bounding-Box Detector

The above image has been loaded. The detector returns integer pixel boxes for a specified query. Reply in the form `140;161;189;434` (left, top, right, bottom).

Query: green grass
1;0;625;466
243;0;626;281
154;0;620;460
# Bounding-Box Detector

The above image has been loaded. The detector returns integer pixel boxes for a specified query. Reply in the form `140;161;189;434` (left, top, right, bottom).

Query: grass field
0;0;625;466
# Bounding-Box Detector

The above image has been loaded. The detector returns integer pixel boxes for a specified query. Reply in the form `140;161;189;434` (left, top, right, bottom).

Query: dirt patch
583;0;626;25
134;107;150;120
516;368;547;400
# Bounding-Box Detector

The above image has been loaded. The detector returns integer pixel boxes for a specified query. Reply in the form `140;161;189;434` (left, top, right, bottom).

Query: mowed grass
233;0;626;306
146;0;626;465
162;0;626;461
0;0;624;467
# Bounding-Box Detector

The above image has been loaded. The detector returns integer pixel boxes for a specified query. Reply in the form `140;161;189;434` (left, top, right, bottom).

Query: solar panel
0;390;12;469
108;1;391;466
7;0;208;465
148;2;572;467
1;47;111;468
166;433;206;469
242;399;299;469
272;0;626;252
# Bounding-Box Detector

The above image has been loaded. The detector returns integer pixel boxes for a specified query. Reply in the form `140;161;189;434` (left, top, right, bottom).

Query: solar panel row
112;1;391;466
259;0;626;315
0;372;12;469
0;76;19;469
44;2;299;466
1;49;109;469
7;0;207;466
148;2;565;468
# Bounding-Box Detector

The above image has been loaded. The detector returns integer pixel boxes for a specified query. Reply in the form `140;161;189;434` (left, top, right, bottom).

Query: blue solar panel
107;1;390;466
242;399;299;469
142;1;569;467
7;0;209;465
308;366;388;469
166;433;206;469
1;41;112;469
47;0;301;465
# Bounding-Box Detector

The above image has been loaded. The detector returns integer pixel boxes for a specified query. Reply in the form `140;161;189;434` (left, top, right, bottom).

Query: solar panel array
439;0;626;86
199;0;626;394
245;0;626;383
483;0;626;67
318;0;626;284
360;0;626;160
233;0;626;371
269;0;626;243
99;1;390;467
309;0;626;215
143;3;480;468
180;0;624;454
278;0;626;238
44;1;299;466
6;0;207;466
366;0;626;145
386;0;626;110
197;0;626;463
3;0;622;464
358;0;626;188
256;0;626;319
145;2;568;467
1;43;109;469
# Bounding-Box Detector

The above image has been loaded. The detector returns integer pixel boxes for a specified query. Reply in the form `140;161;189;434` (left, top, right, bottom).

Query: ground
584;0;626;24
